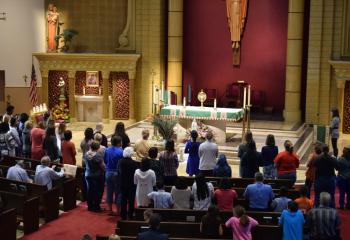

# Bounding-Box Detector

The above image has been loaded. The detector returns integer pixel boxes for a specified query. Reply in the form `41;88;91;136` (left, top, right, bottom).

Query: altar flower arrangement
186;121;213;142
52;103;70;122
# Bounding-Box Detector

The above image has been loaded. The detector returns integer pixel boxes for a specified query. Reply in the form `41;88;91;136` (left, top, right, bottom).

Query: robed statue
47;3;60;52
226;0;248;66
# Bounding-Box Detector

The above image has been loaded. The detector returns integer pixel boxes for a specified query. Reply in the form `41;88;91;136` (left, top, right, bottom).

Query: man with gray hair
306;192;341;240
94;122;108;147
244;172;275;211
6;160;33;183
35;156;65;189
198;131;218;176
118;147;138;219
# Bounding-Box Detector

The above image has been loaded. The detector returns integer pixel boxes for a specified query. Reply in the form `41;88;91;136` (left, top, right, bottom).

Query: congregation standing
0;105;348;240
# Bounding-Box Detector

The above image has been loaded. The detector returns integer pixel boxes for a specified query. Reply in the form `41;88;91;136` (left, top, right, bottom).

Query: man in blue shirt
147;181;174;209
137;213;169;240
104;136;123;215
35;156;65;189
6;160;32;183
279;201;304;240
244;172;274;210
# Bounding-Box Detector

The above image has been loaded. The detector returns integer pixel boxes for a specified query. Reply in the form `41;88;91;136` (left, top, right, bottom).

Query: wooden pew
0;191;40;234
116;220;282;240
1;155;85;201
0;177;60;222
119;237;230;240
177;177;294;189
0;208;17;240
134;208;281;225
1;156;81;206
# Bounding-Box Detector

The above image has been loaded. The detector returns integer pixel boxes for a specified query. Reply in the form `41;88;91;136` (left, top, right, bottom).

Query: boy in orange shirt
295;185;313;213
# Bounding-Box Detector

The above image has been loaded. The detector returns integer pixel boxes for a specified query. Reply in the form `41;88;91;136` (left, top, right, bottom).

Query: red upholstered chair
251;90;265;113
223;83;240;107
203;88;217;107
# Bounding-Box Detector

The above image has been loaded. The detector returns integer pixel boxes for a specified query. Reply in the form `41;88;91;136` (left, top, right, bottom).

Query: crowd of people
0;105;348;240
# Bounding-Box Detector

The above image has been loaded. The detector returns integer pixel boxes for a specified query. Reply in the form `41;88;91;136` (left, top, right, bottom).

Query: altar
160;105;244;143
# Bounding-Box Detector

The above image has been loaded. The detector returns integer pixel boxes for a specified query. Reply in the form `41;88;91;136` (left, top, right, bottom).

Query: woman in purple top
185;130;201;176
261;134;279;179
225;205;258;240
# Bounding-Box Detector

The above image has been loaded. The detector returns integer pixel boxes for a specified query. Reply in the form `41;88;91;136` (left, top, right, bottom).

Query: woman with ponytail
274;140;300;185
225;205;258;240
185;130;201;176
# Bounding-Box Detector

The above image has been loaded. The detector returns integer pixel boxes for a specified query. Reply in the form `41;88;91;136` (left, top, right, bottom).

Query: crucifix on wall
225;0;248;66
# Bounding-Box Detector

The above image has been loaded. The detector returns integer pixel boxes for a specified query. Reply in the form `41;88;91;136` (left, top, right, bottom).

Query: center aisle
21;201;119;240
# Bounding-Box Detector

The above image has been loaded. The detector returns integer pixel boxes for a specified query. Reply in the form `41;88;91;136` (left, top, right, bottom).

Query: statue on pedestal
58;77;66;104
47;3;60;52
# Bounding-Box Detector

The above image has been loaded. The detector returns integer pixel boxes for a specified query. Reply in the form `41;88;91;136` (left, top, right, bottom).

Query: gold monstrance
197;89;207;108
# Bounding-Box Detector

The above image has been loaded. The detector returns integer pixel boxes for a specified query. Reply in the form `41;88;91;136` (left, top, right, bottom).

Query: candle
99;87;102;95
243;87;246;108
248;85;251;106
214;98;217;109
83;86;85;95
183;97;186;107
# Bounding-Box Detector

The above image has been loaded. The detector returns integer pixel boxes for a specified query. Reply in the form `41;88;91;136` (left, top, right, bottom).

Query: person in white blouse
134;158;156;207
192;174;214;210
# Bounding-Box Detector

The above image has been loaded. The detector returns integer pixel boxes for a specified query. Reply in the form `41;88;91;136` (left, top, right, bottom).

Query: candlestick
243;87;247;108
183;97;186;107
99;87;102;95
83;86;85;95
214;98;217;109
248;85;251;106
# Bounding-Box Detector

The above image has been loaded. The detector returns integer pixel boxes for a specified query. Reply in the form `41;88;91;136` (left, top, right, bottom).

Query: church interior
0;0;350;239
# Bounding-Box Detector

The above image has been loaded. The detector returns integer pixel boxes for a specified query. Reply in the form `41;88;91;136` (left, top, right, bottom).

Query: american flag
29;64;38;106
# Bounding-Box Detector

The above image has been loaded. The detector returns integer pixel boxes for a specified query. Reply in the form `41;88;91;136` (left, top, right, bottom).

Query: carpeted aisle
21;201;118;240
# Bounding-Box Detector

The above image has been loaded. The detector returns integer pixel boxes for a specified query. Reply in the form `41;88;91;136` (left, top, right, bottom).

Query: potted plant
55;29;79;52
152;117;177;141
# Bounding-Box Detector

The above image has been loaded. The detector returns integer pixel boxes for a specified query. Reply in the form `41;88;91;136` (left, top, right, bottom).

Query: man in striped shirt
306;192;341;240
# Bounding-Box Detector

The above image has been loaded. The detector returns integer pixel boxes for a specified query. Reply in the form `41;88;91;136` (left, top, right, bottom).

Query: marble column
41;69;49;105
67;70;76;122
167;0;183;101
102;71;110;123
283;0;304;122
336;80;346;133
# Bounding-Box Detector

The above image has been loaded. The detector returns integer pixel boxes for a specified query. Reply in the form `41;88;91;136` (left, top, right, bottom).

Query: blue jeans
315;176;336;208
278;172;296;185
106;171;119;205
337;176;350;208
263;165;276;179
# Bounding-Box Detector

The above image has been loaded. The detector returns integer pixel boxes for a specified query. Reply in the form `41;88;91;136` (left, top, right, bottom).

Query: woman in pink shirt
31;121;45;160
225;205;258;240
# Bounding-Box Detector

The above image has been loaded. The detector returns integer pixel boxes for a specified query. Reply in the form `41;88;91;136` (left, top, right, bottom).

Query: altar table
160;105;244;122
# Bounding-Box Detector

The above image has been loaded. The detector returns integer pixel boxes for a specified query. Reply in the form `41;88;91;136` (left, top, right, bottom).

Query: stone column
167;0;183;101
283;0;304;122
102;71;110;123
336;79;345;133
67;70;76;122
41;69;49;105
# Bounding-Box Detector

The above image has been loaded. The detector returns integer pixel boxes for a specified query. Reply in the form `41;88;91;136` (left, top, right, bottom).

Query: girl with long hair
200;205;223;237
159;140;179;185
191;173;214;210
225;205;258;240
185;130;201;176
112;122;130;149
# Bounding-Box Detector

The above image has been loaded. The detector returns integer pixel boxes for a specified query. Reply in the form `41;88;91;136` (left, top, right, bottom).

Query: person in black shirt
112;122;130;149
148;147;164;183
200;205;223;238
314;144;338;207
118;147;139;220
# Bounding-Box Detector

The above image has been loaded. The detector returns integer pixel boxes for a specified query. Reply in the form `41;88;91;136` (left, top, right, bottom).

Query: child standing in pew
225;205;258;240
270;186;291;212
278;201;304;240
200;205;223;238
147;181;174;209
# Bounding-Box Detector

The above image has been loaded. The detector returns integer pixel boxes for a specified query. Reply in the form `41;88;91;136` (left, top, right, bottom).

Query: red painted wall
183;0;288;111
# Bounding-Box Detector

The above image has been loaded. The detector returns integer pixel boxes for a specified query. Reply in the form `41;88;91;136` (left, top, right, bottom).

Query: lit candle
243;87;246;108
183;97;186;107
214;98;217;109
83;86;85;95
248;85;251;106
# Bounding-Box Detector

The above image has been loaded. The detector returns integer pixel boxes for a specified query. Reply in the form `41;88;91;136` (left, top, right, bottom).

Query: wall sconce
0;12;6;21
